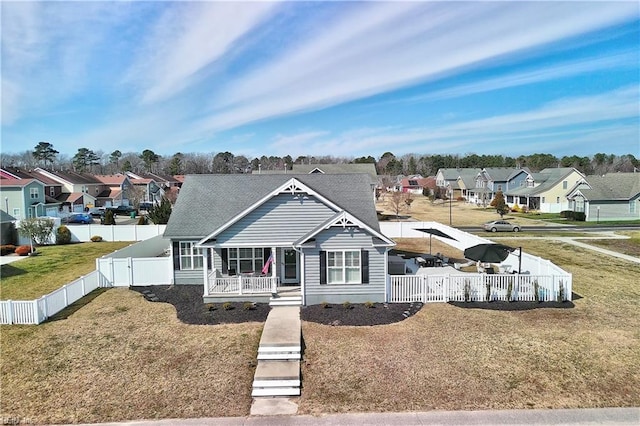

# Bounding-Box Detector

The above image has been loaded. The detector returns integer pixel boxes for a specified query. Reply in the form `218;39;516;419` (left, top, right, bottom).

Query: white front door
281;248;299;285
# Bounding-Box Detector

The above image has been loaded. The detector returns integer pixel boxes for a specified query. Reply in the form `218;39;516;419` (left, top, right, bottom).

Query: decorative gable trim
309;167;325;174
197;178;344;245
294;211;395;247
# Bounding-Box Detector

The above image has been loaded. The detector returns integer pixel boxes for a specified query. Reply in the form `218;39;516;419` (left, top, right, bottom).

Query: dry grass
299;238;640;414
376;194;548;227
0;289;263;424
583;231;640;257
1;242;132;300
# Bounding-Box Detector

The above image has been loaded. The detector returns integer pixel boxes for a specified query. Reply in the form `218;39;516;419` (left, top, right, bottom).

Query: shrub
456;196;465;201
320;301;329;309
507;279;513;301
533;280;540;302
222;302;233;311
0;245;16;256
206;303;215;311
137;215;148;225
56;225;72;245
364;301;375;309
15;245;33;256
243;302;256;311
103;209;116;225
17;217;55;245
342;301;352;310
464;279;471;302
560;210;572;218
90;235;103;242
511;204;521;213
573;212;586;221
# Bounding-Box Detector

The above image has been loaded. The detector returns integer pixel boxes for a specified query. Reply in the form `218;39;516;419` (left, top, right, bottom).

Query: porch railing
207;271;280;295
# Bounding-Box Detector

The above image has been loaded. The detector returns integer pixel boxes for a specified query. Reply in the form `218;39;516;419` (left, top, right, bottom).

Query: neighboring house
1;167;63;212
163;174;395;305
454;169;483;201
0;178;58;219
93;174;132;207
125;172;164;203
505;167;585;213
399;176;435;195
127;171;180;190
566;173;640;221
33;168;109;210
258;163;379;191
466;168;519;205
436;168;481;199
0;209;17;245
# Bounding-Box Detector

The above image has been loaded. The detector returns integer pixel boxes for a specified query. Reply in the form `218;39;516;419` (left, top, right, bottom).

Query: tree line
1;142;638;177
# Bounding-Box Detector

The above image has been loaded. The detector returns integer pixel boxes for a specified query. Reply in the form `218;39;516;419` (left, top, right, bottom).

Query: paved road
73;407;639;426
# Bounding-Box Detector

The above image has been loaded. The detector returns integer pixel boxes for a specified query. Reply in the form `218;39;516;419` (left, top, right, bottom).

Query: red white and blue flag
261;251;274;275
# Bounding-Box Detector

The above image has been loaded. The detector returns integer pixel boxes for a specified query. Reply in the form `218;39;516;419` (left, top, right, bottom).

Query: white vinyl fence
0;270;109;325
96;257;172;287
388;273;572;303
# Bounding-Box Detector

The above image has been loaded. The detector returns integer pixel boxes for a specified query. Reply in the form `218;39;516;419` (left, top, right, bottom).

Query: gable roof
0;209;17;222
570;173;640;201
94;174;128;186
507;167;583;196
35;168;103;185
482;168;517;182
0;178;42;188
164;174;379;239
1;167;63;186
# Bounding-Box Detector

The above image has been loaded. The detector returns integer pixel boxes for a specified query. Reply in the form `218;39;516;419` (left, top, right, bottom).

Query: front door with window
281;249;299;285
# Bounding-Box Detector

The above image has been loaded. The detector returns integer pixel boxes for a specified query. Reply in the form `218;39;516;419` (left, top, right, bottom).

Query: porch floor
203;286;300;304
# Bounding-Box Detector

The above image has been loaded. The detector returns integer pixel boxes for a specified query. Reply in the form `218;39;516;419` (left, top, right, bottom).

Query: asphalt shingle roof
576;173;640;201
164;174;379;239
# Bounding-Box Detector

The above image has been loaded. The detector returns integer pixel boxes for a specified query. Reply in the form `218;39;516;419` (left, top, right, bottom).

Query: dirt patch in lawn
131;285;270;325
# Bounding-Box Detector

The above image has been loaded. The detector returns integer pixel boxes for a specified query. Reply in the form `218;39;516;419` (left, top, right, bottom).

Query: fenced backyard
388;272;571;303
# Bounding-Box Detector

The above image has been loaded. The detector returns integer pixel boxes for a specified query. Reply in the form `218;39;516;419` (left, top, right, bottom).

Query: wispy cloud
126;2;279;104
266;85;639;158
196;1;638;133
398;50;639;103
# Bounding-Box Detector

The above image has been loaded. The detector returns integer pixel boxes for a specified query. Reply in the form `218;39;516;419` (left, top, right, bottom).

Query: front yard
1;234;638;422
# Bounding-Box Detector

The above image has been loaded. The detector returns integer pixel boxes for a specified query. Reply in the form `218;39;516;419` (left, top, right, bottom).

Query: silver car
483;220;520;232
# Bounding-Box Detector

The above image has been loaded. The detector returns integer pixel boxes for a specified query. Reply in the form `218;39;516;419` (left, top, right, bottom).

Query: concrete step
253;379;300;388
269;296;302;307
257;353;301;360
251;387;301;397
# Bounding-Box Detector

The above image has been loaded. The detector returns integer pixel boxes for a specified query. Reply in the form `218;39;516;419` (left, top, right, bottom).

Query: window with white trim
327;250;360;284
30;188;39;199
49;186;55;197
228;248;264;274
12;208;21;219
563;181;568;189
179;242;203;269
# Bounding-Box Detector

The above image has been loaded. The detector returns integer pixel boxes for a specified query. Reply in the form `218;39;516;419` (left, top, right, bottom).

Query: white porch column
271;247;277;293
202;248;209;296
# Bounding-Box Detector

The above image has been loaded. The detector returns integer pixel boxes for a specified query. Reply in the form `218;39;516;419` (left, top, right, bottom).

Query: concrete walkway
71;407;639;425
250;306;301;416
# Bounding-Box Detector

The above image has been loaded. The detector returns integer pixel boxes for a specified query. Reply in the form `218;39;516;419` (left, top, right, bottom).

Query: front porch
204;270;300;304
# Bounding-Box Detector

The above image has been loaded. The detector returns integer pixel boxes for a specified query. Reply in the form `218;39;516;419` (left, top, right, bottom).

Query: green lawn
0;242;132;300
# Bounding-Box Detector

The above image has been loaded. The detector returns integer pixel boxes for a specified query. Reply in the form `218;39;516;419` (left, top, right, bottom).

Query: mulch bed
131;285;423;326
301;302;422;326
130;285;270;325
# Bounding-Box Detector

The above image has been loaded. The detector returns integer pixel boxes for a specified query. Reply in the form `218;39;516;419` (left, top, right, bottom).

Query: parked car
65;213;93;224
87;207;106;218
482;220;520;232
106;205;137;216
139;202;154;211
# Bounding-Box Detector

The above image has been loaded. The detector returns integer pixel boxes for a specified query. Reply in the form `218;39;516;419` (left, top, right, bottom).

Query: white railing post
41;295;48;321
33;299;40;324
238;276;243;295
444;275;449;302
63;285;69;307
81;276;86;296
128;257;134;287
6;301;14;324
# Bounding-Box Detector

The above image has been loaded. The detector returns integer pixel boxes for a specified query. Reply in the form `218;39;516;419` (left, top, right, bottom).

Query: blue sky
1;1;639;160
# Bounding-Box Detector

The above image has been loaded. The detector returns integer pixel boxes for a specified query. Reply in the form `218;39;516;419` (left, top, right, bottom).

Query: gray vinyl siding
303;227;386;305
217;194;336;245
174;269;204;285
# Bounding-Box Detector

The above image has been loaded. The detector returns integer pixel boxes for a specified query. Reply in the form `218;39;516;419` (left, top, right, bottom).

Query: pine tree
147;197;172;224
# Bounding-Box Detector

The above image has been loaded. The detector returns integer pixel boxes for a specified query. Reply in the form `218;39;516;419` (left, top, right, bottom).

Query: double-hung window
227;248;263;274
327;250;361;284
179;242;203;269
30;188;39;199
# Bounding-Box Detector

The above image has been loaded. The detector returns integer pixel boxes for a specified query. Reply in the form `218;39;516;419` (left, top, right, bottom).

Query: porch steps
257;345;301;360
269;295;302;307
251;306;302;400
